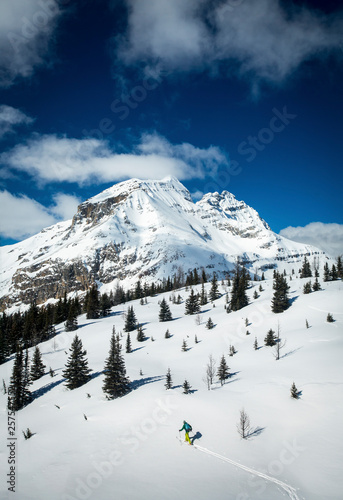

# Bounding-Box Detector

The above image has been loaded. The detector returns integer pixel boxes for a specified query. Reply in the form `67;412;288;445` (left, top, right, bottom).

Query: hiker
179;420;192;445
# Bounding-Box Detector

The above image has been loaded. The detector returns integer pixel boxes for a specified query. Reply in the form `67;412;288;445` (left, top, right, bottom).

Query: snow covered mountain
0;176;326;310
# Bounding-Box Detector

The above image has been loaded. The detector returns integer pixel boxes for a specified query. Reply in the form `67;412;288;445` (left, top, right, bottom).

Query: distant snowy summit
0;176;326;311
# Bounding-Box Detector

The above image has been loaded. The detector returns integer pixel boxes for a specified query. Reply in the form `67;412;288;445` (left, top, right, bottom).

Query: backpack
185;422;192;432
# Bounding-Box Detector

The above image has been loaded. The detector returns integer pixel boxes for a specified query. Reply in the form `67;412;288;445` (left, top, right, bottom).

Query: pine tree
323;262;331;282
8;344;32;411
217;355;230;385
126;333;132;353
65;300;78;332
100;293;112;317
206;317;214;329
182;379;191;394
327;313;334;323
331;264;338;281
165;368;172;390
264;328;276;346
136;324;145;342
300;256;312;278
200;282;208;305
62;335;91;390
253;290;259;299
185;289;200;315
312;277;321;291
253;337;258;350
259;284;263;292
124;306;137;332
159;298;172;322
230;264;249;311
337;256;343;279
290;382;299;399
85;285;100;319
209;273;220;302
103;331;130;399
303;281;312;294
30;346;46;381
181;339;188;352
165;329;171;339
271;272;290;313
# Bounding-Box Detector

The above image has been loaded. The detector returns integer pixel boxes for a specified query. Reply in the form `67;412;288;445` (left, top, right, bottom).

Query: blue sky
0;0;342;255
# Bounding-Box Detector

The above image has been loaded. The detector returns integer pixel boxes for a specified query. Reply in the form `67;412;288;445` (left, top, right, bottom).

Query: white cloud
0;104;34;138
0;190;81;240
50;192;81;220
280;223;343;258
0;132;228;186
0;0;65;88
0;190;56;240
117;0;343;87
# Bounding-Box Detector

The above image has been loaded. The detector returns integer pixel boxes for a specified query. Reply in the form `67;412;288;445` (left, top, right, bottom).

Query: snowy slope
0;176;328;311
1;276;342;500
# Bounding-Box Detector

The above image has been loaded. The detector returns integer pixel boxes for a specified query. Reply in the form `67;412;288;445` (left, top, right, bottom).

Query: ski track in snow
193;444;300;500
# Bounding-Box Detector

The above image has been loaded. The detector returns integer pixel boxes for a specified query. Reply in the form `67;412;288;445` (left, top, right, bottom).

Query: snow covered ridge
0;176;327;311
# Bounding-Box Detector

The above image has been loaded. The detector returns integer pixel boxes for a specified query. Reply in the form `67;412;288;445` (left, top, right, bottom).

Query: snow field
0;278;342;500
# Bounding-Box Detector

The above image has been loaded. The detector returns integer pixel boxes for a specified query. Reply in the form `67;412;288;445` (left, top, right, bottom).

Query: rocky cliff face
0;177;326;311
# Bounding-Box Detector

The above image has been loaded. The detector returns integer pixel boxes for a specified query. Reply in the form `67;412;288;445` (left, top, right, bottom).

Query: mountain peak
0;176;327;311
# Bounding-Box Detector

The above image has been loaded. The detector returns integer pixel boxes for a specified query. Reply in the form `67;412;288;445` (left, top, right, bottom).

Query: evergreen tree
264;328;276;346
253;337;258;350
201;269;207;283
200;282;208;305
303;281;312;294
182;379;191;394
30;346;46;381
8;344;32;411
103;331;130;399
65;300;78;332
100;293;112;317
136;324;145;342
230;264;249;311
165;329;171;339
331;264;338;281
312;277;321;291
217;355;230;385
0;314;8;364
327;313;334;323
206;317;214;329
185;289;200;315
134;280;144;300
290;382;299;399
337;256;343;279
323;262;331;282
124;306;137;332
271;272;290;313
62;335;91;390
181;339;188;352
85;285;100;319
300;256;312;278
159;298;172;322
253;290;259;299
209;273;220;302
126;333;132;353
165;368;172;390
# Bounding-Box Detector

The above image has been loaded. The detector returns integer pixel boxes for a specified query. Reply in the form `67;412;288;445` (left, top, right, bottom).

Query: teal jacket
179;421;191;433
